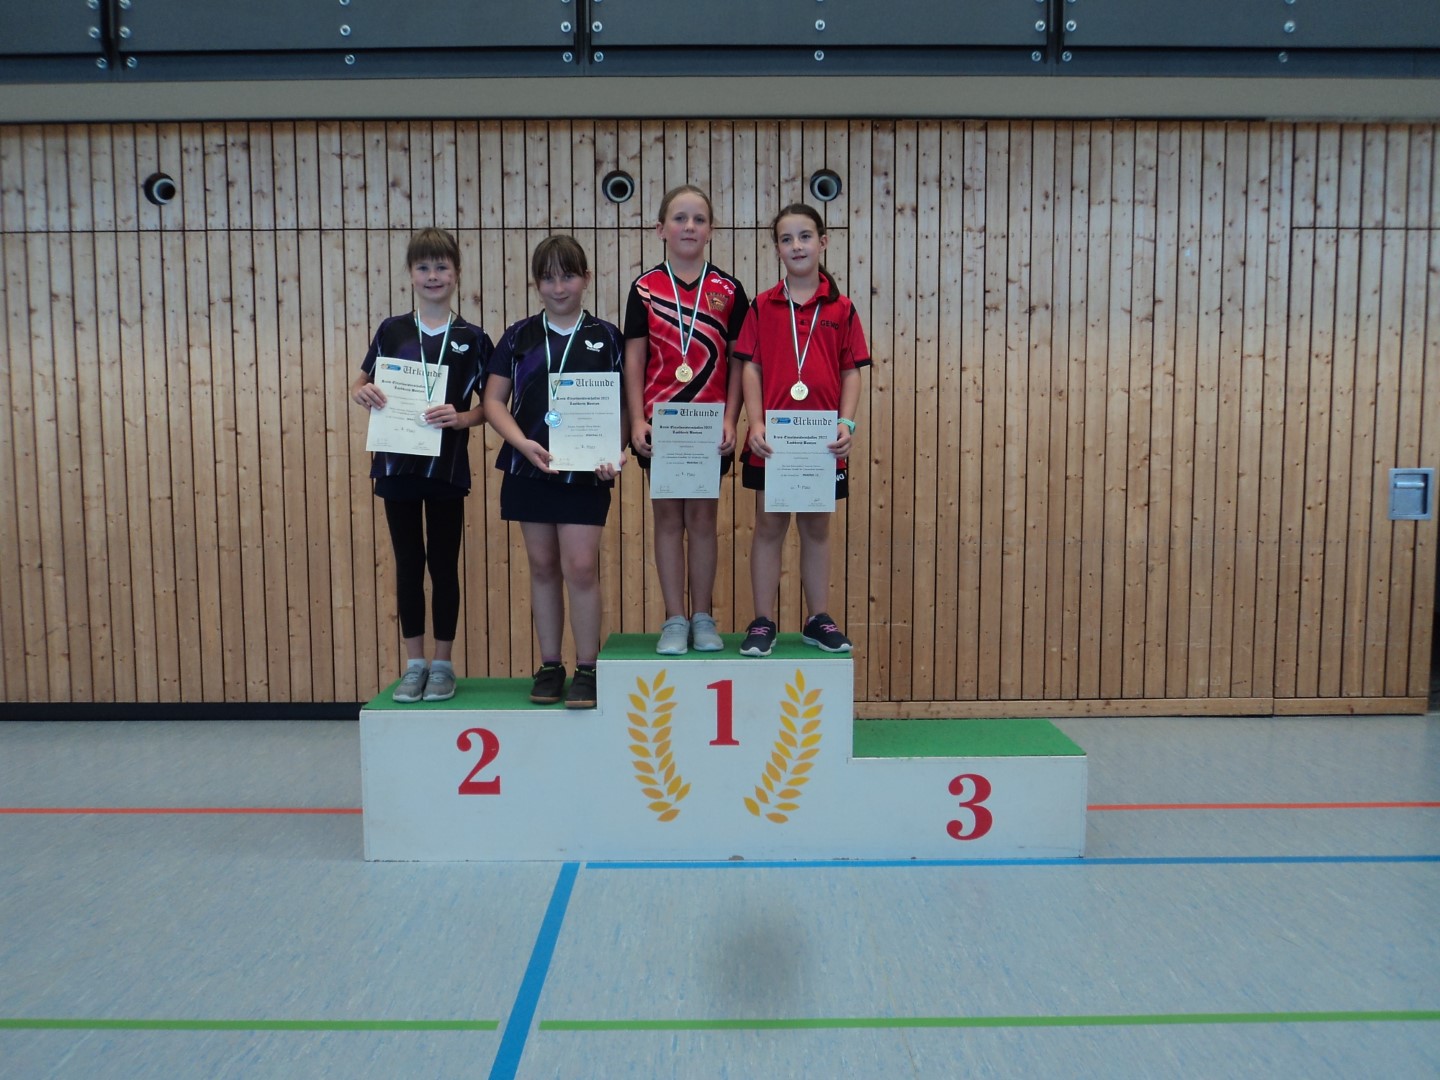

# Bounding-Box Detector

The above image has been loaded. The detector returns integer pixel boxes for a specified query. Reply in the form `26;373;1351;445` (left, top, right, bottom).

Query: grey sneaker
422;667;455;701
656;615;690;655
690;612;723;652
392;666;427;703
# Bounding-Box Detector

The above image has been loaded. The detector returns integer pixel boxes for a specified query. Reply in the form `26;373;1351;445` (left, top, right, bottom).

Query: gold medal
790;380;809;401
676;363;694;384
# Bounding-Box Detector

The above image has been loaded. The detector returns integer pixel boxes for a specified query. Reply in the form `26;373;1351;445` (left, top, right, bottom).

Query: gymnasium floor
1;710;1437;1079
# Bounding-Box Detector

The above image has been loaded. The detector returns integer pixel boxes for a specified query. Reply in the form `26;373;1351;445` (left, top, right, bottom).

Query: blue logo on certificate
775;417;793;424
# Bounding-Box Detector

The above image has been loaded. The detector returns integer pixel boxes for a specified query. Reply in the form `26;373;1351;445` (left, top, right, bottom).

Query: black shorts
741;461;849;501
500;471;612;526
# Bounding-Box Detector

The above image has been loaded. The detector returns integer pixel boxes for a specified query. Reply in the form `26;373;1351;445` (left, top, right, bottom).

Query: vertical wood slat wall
0;120;1434;715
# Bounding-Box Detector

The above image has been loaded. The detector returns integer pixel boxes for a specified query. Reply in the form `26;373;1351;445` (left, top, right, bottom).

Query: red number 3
457;727;501;795
946;773;993;840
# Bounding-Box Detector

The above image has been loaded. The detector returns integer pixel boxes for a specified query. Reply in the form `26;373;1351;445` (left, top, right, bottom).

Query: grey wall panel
119;0;573;53
2;2;106;56
1067;0;1440;50
593;0;1047;48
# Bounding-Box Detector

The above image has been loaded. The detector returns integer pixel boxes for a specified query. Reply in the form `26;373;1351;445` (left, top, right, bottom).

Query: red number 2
946;773;993;840
457;727;501;795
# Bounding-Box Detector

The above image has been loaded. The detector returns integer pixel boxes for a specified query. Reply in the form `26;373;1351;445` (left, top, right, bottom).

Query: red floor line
1088;801;1440;811
0;807;363;815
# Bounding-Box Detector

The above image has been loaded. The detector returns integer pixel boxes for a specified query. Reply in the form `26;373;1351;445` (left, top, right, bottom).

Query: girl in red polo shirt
735;203;870;657
624;185;751;656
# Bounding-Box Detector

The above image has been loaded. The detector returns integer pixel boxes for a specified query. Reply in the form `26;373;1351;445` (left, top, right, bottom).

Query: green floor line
540;1009;1440;1032
0;1019;499;1032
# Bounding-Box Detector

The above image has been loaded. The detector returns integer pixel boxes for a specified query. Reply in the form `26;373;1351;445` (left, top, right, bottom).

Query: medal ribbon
415;312;454;402
785;280;818;387
544;311;584;375
664;261;708;360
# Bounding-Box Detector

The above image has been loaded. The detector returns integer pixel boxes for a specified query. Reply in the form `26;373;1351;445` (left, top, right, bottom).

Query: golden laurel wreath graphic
744;669;822;824
627;670;691;822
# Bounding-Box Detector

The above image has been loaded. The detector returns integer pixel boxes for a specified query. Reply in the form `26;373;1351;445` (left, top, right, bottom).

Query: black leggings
384;497;465;641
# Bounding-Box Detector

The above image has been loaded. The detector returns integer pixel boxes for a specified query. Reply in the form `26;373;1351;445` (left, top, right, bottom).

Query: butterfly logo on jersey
585;339;604;351
450;342;469;352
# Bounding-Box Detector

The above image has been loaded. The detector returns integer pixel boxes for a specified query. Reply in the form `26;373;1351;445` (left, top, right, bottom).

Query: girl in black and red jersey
735;204;870;658
623;185;750;656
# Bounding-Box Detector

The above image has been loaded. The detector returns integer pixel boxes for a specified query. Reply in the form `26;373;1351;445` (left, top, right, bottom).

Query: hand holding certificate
763;409;838;513
651;402;724;499
366;358;449;457
547;372;623;472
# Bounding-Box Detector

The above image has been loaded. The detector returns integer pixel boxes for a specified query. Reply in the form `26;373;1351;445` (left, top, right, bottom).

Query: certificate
763;409;837;513
547;372;622;472
366;358;448;457
650;402;724;499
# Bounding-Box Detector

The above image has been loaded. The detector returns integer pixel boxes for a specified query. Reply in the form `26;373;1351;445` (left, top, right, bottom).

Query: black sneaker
566;667;597;709
530;663;566;704
801;613;852;653
739;617;778;657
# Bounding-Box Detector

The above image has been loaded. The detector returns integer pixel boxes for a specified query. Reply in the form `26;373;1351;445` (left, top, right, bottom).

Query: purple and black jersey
361;313;493;495
485;312;625;486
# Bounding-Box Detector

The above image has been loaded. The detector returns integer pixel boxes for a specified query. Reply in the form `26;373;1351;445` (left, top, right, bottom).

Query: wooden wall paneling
1409;224;1440;696
1244;122;1290;696
932;122;964;702
452;227;486;679
433;121;458;231
177;121;206;233
342;227;379;694
271;123;298;231
866;122;897;698
1295;227;1339;698
1122;123;1157;700
477;228;511;673
816;121;851;638
1360;126;1388;229
911;121;942;702
1274;225;1313;699
1021;122;1056;701
92;226;137;700
407;121;433;228
87;124;116;233
1076;122;1111;701
180;227;223;700
1001;122;1033;700
360;123;387;232
65;125;94;234
137;226;182;701
975;122;1009;700
887;122;919;699
112;124;140;234
455;122;480;233
199;124;226;233
54;230;98;699
705;122;741;631
1184;124;1226;698
844;120;873;700
340;122;366;232
0;126;21;234
1143;123;1181;699
1386;134;1434;696
500;226;534;672
384;121;412;232
1208;124;1249;696
1059;123;1089;700
204;226;244;700
1314;125;1343;230
1100;122;1133;699
294;122;321;231
1320;224;1362;699
1044;123;1075;700
0;233;32;697
41;124;66;234
269;174;315;703
1164;124;1202;698
729;123;760;637
1362;225;1407;696
298;227;335;701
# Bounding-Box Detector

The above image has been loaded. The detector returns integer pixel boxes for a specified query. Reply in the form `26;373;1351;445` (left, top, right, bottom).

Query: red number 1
946;773;993;840
457;727;501;795
707;680;739;746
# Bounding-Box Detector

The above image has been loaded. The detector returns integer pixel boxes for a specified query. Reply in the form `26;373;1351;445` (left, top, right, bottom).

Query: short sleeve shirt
360;313;492;495
734;278;870;468
484;312;626;486
623;264;749;417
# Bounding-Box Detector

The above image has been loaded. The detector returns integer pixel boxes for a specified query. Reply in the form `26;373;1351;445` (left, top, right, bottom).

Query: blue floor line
585;854;1440;870
488;861;579;1080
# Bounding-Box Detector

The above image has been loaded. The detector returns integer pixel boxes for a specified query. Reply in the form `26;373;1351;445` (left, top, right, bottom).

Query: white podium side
360;634;1087;861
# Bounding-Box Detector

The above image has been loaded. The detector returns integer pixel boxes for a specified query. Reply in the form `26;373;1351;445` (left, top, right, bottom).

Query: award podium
360;635;1087;862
